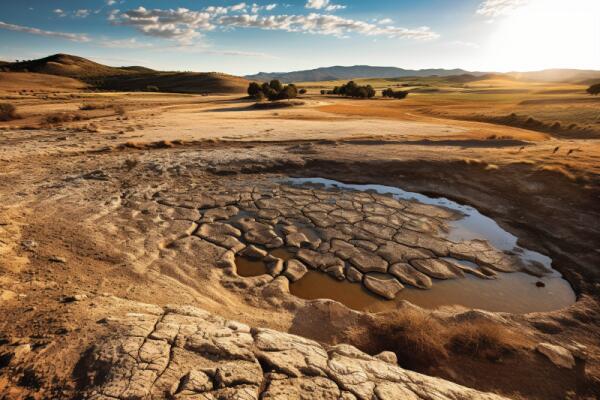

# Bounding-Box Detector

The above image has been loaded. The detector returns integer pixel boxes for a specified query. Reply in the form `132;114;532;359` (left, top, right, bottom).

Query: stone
325;264;345;280
296;249;344;272
217;251;236;269
49;256;67;263
196;223;245;252
410;258;463;280
389;263;432;290
262;377;341;399
537;343;575;369
240;245;268;259
61;294;87;303
345;266;363;283
363;274;404;300
377;241;433;264
267;258;284;276
283;259;308;282
62;304;511;400
348;249;388;274
286;231;311;248
374;351;397;365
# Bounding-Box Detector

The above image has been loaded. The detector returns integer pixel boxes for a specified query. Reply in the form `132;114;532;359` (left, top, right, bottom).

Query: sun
484;0;600;71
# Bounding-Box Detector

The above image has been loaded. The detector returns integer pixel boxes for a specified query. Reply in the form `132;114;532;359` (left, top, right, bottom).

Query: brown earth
0;85;599;399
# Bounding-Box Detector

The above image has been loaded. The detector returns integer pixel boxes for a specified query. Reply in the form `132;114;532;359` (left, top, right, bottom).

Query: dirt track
1;93;599;399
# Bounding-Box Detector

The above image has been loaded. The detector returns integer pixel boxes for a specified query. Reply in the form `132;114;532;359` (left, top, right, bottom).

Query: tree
269;79;283;93
247;82;261;98
587;83;600;96
320;90;326;95
299;88;307;95
247;81;299;102
382;88;408;99
278;84;298;100
365;85;376;98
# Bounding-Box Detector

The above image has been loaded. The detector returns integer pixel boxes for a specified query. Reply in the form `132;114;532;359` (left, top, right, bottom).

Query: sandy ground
0;90;599;399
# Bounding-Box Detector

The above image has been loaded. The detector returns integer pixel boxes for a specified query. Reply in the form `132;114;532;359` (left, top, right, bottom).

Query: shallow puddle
235;248;294;277
290;268;574;314
283;177;576;314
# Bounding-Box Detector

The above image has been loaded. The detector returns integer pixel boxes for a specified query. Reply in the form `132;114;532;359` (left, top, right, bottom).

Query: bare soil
0;87;599;399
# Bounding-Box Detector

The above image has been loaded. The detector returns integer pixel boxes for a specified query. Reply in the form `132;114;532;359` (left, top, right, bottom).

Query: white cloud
218;13;438;39
53;9;66;17
0;21;90;42
114;7;215;42
230;3;247;12
106;0;117;5
111;5;438;43
377;18;393;25
74;9;91;18
251;3;278;13
305;0;346;11
476;0;528;17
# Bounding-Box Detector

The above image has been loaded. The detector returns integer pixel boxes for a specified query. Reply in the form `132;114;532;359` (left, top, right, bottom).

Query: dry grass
80;103;126;115
79;103;111;111
44;112;84;125
447;321;527;362
0;103;19;121
346;310;530;370
347;310;448;370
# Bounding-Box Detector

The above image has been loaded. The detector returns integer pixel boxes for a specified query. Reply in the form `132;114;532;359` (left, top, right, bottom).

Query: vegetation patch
382;88;409;99
328;81;376;98
0;103;20;121
346;310;530;371
248;80;299;101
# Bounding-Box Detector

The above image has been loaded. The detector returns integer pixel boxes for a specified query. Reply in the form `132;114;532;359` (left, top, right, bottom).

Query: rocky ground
1;93;600;399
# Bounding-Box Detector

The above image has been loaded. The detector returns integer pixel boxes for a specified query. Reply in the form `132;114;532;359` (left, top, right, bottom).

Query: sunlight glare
484;0;600;71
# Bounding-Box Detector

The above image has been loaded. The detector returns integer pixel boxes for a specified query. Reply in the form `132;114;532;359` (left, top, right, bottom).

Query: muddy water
290;268;574;314
235;249;293;277
283;177;576;314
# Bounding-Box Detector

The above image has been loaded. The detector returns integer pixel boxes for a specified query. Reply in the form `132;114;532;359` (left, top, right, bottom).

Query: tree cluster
248;80;298;101
330;81;376;99
382;88;409;99
587;83;600;96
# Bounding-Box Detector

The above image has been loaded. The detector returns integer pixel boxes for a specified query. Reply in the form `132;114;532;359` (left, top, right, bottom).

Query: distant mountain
2;54;249;94
245;65;486;82
246;65;600;84
507;69;600;84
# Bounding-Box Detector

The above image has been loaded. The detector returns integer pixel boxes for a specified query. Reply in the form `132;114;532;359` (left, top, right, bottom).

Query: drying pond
283;177;574;313
189;177;575;314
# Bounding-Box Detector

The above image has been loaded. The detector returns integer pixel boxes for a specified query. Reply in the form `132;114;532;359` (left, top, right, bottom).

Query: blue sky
0;0;597;75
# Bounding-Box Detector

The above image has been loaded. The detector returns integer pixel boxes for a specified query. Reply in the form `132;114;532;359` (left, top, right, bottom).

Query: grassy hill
0;71;88;92
2;54;248;94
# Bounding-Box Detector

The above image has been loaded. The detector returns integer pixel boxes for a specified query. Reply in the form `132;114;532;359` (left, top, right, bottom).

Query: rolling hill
2;54;248;94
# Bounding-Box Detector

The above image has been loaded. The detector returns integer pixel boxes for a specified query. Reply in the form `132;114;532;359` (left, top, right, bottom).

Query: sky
0;0;598;75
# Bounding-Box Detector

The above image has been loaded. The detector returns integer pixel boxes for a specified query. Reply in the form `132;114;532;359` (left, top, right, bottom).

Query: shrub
269;79;284;93
320;90;326;95
44;112;83;125
247;82;262;97
145;85;159;92
331;81;376;99
299;88;307;95
447;322;526;362
587;83;600;95
79;103;110;110
0;103;19;121
247;81;299;102
347;310;448;370
382;88;409;99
